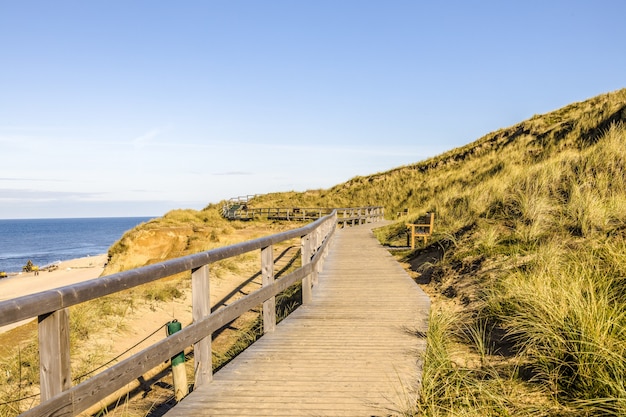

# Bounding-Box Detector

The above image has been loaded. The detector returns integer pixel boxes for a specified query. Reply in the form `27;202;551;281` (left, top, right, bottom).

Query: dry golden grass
0;214;302;417
4;88;626;416
243;88;626;415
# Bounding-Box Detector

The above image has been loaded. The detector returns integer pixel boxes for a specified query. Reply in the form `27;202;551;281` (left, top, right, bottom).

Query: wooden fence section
165;223;431;416
222;205;384;225
1;210;387;417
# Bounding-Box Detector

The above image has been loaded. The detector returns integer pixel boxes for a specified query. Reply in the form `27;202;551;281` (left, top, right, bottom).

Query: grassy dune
240;89;626;415
408;92;626;416
3;88;625;416
104;88;626;415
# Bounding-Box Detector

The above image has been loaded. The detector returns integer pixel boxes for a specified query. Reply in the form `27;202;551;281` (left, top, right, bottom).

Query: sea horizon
0;216;154;274
0;215;158;221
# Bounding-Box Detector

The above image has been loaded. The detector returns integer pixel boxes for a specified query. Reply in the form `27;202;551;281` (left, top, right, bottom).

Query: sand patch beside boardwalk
0;254;107;333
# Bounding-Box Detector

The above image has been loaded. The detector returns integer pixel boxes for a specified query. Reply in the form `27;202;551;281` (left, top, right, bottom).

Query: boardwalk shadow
212;245;298;312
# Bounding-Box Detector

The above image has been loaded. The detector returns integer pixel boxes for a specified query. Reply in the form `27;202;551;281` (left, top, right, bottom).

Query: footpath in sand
0;254;108;333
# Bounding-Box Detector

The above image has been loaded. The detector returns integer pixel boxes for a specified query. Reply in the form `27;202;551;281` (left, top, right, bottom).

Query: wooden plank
261;245;276;334
311;228;319;286
301;234;312;305
38;308;71;401
0;213;339;328
192;265;212;387
165;223;430;417
12;209;364;416
20;253;320;417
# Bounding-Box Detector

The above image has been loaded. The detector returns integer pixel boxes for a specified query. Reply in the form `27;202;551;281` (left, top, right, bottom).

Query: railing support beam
4;208;383;417
38;308;71;401
192;265;212;387
301;234;313;304
262;245;276;333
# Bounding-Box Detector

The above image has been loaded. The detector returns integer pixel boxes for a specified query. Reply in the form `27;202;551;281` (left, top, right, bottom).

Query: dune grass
3;89;625;416
110;88;626;416
243;90;626;415
0;214;303;416
401;96;626;415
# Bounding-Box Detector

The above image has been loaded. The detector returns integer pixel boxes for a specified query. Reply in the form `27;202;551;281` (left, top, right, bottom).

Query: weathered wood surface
0;216;335;328
38;308;71;401
192;264;212;387
166;223;430;416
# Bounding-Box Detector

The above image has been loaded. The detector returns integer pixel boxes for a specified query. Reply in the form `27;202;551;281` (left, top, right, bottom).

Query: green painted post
166;320;188;401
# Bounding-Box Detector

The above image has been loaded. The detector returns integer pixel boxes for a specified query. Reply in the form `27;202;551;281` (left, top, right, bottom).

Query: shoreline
0;253;108;333
1;255;104;277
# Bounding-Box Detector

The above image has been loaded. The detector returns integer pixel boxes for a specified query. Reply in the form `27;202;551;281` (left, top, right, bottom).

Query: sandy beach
0;254;108;333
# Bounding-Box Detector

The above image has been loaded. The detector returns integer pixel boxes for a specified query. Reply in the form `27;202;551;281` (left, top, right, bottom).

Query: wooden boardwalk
165;223;431;417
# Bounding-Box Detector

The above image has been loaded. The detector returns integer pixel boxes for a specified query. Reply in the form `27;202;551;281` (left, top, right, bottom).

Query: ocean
0;217;153;273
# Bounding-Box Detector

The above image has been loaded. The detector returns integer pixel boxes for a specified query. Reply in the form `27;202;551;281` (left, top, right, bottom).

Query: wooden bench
406;212;435;249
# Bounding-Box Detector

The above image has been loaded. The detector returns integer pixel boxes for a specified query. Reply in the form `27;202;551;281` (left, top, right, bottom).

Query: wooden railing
223;205;384;224
0;209;383;417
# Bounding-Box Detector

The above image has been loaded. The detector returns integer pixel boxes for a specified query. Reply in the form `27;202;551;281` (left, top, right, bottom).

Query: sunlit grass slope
242;89;626;415
251;89;626;235
99;88;626;415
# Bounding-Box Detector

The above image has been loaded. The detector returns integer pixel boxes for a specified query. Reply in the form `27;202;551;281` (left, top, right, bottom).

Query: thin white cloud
0;188;101;202
153;139;441;158
0;133;39;145
0;177;68;182
0;126;77;132
265;142;440;158
131;127;166;148
212;171;253;176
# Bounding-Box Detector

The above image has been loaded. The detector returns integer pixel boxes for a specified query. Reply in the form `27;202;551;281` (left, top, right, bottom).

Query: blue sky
1;1;624;219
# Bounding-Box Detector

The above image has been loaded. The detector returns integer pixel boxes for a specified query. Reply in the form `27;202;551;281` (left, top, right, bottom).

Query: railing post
262;245;276;333
312;227;321;286
301;233;313;304
167;320;188;401
192;264;212;387
319;215;334;271
38;308;71;401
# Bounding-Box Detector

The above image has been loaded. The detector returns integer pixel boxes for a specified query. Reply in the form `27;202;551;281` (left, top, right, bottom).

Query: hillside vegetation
102;88;626;415
104;207;300;276
255;89;626;415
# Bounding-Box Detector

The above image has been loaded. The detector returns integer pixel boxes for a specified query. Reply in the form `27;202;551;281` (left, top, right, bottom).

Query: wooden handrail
1;208;383;417
0;213;337;327
222;205;385;224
